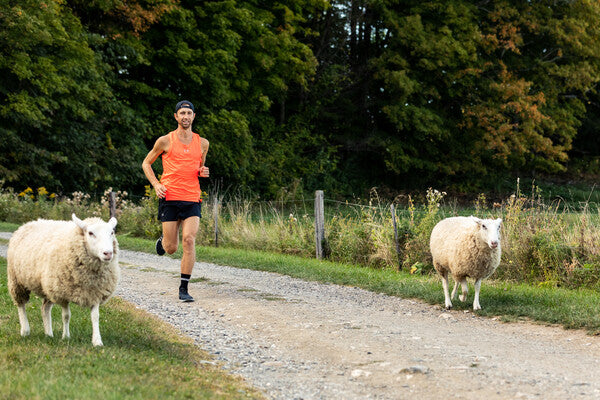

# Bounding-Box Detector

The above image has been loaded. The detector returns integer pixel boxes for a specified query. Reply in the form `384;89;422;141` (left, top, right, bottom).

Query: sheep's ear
469;215;482;225
496;218;503;225
108;217;117;229
72;213;86;231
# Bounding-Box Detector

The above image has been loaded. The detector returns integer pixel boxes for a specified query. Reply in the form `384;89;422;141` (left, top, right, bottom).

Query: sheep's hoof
20;329;30;337
459;294;467;302
473;304;481;311
445;304;453;310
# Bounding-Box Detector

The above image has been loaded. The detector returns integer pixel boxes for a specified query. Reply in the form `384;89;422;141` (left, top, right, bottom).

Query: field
3;181;600;399
2;181;600;290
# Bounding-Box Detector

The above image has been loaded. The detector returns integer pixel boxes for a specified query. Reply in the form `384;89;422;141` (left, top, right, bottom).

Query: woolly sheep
7;214;119;346
429;216;502;310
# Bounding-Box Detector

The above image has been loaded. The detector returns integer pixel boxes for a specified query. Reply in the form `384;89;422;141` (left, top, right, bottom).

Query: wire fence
7;186;600;287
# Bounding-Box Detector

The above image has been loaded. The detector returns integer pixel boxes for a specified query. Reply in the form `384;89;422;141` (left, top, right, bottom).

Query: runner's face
175;108;195;129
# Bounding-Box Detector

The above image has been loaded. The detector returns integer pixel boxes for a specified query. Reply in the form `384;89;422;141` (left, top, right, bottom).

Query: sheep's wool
7;218;120;308
430;216;501;281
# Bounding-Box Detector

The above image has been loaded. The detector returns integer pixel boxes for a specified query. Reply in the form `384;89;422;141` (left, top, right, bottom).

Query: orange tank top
161;131;203;202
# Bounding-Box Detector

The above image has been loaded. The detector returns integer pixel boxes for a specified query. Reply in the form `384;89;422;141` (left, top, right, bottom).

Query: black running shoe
179;288;194;302
155;235;165;256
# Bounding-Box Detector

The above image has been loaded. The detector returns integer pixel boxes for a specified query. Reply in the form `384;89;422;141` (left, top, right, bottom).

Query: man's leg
161;220;181;254
179;216;199;302
180;216;200;274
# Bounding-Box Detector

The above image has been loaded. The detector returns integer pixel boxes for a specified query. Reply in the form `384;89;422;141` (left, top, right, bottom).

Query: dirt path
2;235;600;399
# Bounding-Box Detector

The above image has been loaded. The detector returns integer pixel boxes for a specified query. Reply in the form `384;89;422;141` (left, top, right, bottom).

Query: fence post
391;204;402;271
314;190;325;259
109;191;116;219
212;196;219;247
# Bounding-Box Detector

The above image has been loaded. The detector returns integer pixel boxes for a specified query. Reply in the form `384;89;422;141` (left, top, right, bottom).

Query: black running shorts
158;199;202;222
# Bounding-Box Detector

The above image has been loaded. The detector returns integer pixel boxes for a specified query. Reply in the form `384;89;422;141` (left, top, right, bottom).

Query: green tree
0;0;151;192
302;0;600;192
117;0;324;196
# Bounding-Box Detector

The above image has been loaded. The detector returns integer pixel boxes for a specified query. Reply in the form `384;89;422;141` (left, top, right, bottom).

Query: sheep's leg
450;280;459;300
17;304;30;337
90;304;103;347
41;298;54;337
61;304;71;340
459;279;469;302
441;271;453;309
473;279;483;310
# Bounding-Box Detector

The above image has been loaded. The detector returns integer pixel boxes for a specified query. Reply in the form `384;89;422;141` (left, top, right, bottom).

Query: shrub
2;181;600;289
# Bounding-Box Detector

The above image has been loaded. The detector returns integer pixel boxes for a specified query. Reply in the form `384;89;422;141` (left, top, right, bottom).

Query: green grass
0;258;264;400
4;227;600;333
0;221;19;231
117;235;600;334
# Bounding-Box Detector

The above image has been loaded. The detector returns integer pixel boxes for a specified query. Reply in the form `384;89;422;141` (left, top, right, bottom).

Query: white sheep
7;214;120;346
429;216;502;310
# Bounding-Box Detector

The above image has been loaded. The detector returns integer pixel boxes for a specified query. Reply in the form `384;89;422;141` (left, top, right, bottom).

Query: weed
3;181;600;288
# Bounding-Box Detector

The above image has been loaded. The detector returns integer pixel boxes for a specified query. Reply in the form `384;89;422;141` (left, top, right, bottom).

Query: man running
142;100;209;302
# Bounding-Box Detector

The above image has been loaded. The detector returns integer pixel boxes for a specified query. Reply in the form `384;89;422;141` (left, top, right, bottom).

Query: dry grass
3;182;600;289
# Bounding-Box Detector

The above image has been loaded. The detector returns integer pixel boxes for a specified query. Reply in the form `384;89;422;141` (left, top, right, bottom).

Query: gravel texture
2;232;600;399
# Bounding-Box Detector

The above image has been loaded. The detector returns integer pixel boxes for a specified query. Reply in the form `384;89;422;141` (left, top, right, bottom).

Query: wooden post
391;204;402;270
212;196;219;247
109;191;116;219
314;190;325;259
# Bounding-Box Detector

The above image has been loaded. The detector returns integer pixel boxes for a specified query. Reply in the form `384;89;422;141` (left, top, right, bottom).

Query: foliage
3;1;600;198
298;0;600;193
5;182;600;290
0;0;148;193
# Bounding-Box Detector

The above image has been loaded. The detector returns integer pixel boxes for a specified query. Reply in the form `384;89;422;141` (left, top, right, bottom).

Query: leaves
2;0;600;196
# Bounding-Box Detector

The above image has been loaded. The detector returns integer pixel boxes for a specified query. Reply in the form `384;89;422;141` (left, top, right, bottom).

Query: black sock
180;274;191;291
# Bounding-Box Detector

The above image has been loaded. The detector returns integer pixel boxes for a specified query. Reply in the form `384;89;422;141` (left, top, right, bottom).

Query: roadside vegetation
2;181;600;333
117;235;600;334
2;180;600;290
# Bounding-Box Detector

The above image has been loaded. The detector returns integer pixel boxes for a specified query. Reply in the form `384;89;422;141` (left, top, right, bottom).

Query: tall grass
3;180;600;289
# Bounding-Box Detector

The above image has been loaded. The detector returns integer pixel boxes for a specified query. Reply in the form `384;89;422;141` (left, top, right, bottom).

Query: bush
2;181;600;289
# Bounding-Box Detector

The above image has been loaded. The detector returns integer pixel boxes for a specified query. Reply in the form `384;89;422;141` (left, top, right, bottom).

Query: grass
118;235;600;334
1;221;600;399
3;226;600;333
0;221;19;231
0;258;264;400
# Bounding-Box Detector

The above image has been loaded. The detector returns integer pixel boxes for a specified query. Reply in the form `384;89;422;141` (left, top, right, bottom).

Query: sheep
429;216;502;310
7;214;119;346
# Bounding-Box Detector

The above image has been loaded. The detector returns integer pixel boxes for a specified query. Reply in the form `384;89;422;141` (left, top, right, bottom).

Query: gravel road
2;233;600;399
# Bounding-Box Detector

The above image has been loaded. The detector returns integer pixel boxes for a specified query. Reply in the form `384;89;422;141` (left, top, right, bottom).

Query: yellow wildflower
18;187;33;197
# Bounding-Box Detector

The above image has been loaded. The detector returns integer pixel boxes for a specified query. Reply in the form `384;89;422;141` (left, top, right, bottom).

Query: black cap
175;100;195;113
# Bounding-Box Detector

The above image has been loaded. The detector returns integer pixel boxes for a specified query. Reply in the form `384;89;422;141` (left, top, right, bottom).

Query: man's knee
164;242;178;254
182;235;196;251
162;235;178;254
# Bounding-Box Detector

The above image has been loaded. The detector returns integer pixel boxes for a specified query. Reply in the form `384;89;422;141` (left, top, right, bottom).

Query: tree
303;0;600;192
118;0;325;196
0;0;155;192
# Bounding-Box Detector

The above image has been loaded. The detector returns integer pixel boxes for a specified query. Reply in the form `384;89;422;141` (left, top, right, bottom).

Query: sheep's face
72;214;118;262
471;217;502;250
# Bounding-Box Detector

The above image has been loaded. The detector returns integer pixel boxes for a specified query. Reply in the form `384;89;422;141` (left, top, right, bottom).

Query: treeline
2;0;600;198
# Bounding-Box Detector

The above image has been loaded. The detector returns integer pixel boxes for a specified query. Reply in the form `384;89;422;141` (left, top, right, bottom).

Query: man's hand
153;182;167;199
199;166;210;178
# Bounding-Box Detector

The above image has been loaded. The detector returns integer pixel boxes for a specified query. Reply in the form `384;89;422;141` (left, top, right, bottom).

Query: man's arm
142;136;170;198
199;138;210;178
